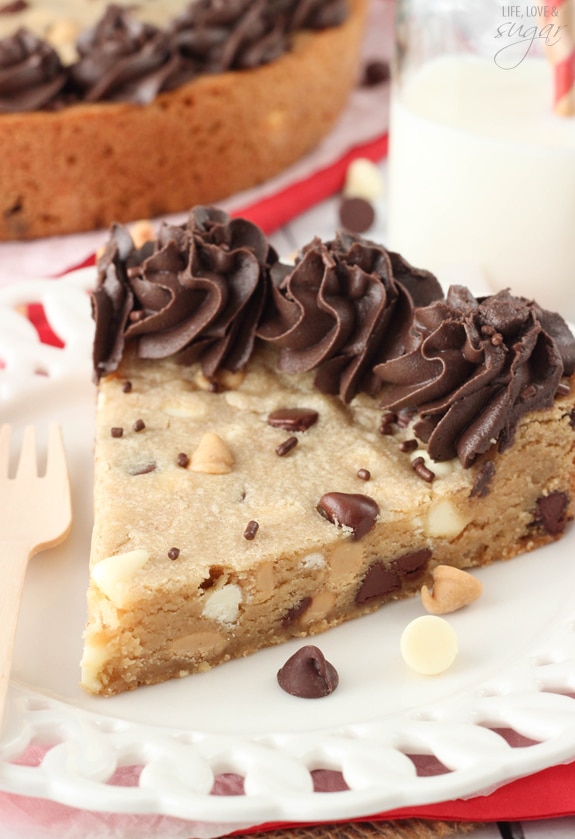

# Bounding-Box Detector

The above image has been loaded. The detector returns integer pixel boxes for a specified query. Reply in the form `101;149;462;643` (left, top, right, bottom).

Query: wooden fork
0;424;72;726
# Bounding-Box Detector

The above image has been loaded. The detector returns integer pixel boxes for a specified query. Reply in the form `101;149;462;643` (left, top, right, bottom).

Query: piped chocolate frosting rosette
256;232;442;403
92;206;277;382
69;5;181;105
375;285;575;468
0;28;67;112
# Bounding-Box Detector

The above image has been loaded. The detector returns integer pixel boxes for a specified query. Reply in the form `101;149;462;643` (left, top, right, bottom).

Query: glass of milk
387;0;575;321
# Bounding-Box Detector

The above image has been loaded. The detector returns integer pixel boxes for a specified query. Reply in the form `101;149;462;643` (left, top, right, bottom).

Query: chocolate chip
133;419;145;432
243;520;259;540
355;561;400;606
122;380;133;393
535;491;569;535
177;452;190;468
317;492;379;541
357;469;371;481
361;59;390;87
339;196;375;234
277;645;339;698
275;436;298;457
168;547;180;560
470;461;496;498
390;548;432;578
110;427;123;438
267;408;319;432
282;596;312;627
129;462;157;475
0;1;29;12
411;456;435;482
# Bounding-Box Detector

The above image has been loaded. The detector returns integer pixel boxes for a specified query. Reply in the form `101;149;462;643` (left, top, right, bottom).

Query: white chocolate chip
400;615;458;675
421;565;483;615
161;398;207;419
80;640;110;691
343;158;384;201
425;499;469;539
91;549;150;607
203;584;242;624
301;552;326;570
190;432;234;474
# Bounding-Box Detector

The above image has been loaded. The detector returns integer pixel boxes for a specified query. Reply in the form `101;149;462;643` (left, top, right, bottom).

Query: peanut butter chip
190;432;233;474
400;616;458;675
421;565;483;615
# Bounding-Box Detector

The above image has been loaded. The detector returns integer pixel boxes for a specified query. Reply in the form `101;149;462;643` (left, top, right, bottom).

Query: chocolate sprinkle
277;645;339;698
317;492;379;541
399;439;418;453
110;427;123;438
470;461;496;498
275;436;298;457
122;380;133;393
129;462;157;475
267;407;319;432
357;469;371;481
411;456;435;482
168;547;180;560
243;520;260;541
133;419;146;432
177;452;190;468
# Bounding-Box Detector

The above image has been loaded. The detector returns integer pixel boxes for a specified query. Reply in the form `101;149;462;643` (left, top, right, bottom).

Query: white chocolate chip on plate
343;157;384;201
400;615;458;675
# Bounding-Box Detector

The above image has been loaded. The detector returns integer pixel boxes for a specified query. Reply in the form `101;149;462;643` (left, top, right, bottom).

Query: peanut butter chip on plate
421;565;483;615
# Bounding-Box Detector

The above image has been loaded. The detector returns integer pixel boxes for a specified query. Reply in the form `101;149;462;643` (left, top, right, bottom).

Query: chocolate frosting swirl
0;27;66;112
0;1;350;111
376;285;575;468
256;232;443;403
170;0;348;73
69;5;180;104
92;206;277;381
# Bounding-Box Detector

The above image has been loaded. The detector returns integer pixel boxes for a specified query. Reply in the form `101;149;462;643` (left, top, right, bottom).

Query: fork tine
15;425;37;479
45;423;68;482
0;424;11;476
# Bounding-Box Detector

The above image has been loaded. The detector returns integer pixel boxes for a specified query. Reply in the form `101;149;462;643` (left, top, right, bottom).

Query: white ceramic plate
2;271;575;826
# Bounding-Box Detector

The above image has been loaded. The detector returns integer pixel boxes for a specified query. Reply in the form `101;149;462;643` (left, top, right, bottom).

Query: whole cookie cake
82;206;575;696
0;0;366;240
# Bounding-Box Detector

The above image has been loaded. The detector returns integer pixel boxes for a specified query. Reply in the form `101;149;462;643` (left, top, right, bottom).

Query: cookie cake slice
82;206;575;695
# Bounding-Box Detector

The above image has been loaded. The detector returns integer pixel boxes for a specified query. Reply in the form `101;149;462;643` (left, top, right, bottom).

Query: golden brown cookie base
0;0;367;241
81;348;575;695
